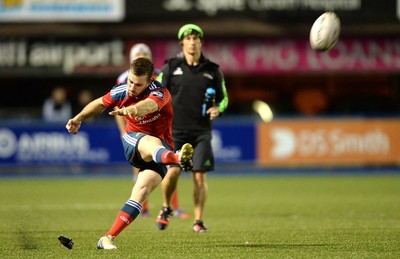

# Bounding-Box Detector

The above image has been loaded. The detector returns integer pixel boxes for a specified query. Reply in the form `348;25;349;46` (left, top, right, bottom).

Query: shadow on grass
16;228;38;250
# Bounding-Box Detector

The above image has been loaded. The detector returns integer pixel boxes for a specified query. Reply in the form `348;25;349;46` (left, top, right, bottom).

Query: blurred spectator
116;43;155;85
73;89;94;114
42;86;72;123
72;89;95;122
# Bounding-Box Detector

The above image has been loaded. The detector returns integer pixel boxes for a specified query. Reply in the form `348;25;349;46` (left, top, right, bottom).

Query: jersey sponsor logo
151;90;164;99
172;67;183;75
135;113;162;124
203;73;214;80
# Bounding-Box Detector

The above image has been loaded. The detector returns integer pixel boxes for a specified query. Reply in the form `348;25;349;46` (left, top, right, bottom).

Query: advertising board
257;119;400;166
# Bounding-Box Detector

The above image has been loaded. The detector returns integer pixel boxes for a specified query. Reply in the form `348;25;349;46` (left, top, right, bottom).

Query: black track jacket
157;52;229;131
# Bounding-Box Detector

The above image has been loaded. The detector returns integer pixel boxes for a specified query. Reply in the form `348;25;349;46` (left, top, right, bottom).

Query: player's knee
167;166;181;178
193;171;206;182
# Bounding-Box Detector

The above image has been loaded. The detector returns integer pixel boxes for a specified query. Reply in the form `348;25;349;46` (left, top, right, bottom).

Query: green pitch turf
0;174;399;258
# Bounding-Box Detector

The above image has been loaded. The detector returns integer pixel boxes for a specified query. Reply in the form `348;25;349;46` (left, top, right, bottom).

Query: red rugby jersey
102;80;174;148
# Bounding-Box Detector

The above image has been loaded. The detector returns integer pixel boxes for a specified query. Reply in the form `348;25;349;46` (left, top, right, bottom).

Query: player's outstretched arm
109;99;158;118
66;97;106;134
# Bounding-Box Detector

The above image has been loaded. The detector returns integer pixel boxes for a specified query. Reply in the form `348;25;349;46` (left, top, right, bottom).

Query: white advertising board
0;0;125;22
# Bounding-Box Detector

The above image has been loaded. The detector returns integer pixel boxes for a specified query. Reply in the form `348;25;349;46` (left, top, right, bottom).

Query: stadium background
0;0;399;174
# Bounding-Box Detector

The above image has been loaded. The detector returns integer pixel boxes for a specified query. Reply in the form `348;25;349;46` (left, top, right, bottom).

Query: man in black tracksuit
156;24;229;233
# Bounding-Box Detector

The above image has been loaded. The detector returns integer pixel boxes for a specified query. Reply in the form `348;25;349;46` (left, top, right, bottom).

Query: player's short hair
130;57;154;81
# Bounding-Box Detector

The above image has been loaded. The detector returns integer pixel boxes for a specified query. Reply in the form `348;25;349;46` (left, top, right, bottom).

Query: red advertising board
257;119;400;166
153;38;400;74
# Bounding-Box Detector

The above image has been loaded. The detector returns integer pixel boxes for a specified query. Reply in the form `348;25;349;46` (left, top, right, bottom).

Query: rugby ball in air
309;12;341;52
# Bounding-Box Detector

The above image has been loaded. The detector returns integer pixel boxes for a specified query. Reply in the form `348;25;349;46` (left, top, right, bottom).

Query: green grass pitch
0;174;399;258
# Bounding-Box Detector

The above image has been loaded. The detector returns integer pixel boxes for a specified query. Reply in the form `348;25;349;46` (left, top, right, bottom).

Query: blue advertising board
0;121;256;166
212;123;255;163
0;123;125;166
